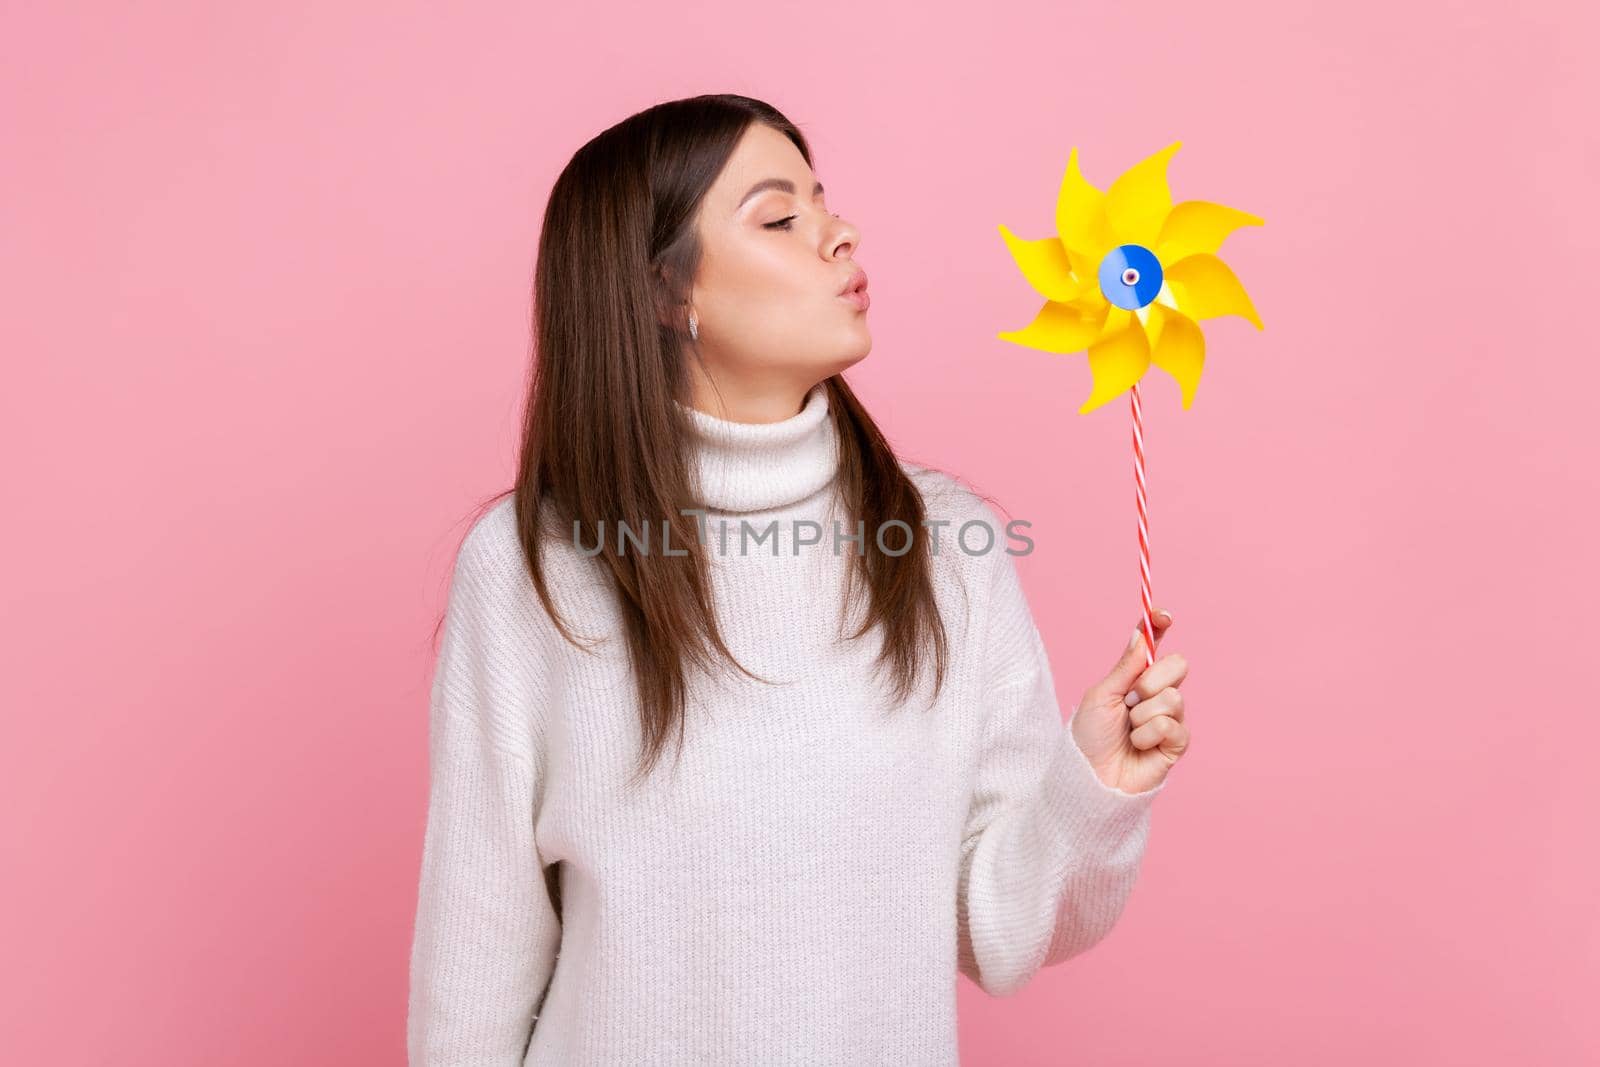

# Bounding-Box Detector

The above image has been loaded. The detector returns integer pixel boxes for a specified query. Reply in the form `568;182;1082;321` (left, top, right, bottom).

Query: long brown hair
444;94;954;786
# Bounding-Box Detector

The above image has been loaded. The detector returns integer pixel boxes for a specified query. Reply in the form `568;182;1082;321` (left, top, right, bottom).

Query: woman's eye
763;211;840;231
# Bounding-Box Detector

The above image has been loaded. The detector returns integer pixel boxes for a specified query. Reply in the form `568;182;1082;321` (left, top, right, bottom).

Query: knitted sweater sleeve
407;514;563;1065
955;535;1166;998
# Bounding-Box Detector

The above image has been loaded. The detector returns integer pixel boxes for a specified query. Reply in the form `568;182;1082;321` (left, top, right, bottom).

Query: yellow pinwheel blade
1064;247;1100;284
997;299;1109;355
997;223;1083;303
1104;141;1182;249
1096;304;1131;339
1165;253;1263;329
1079;311;1150;414
1055;147;1116;265
1146;303;1206;409
1155;201;1264;264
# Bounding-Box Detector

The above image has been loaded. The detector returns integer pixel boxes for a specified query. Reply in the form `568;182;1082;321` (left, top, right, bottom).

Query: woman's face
684;123;869;404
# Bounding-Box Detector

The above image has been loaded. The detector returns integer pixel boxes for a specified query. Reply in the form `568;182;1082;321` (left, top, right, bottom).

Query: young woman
407;94;1190;1066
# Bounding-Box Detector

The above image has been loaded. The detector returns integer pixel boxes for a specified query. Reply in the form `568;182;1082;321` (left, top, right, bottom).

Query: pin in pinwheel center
1098;244;1164;311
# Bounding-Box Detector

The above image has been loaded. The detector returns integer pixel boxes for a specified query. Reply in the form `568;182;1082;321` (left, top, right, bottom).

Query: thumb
1100;624;1152;698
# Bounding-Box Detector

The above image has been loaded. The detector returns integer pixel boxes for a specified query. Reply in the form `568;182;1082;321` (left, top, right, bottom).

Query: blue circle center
1098;244;1164;310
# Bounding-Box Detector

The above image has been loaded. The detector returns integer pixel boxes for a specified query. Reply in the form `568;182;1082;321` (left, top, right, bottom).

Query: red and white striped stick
1131;380;1156;669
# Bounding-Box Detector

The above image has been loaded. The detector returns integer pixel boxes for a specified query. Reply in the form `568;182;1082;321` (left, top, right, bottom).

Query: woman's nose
830;221;859;258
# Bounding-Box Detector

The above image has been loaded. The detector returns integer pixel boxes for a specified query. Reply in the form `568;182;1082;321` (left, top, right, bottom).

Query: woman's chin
831;333;872;370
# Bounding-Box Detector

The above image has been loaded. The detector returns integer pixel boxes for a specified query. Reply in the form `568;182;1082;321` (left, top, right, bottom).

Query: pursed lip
837;268;869;297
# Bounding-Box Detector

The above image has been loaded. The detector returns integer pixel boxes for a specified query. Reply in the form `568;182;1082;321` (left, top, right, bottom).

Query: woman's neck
674;381;840;514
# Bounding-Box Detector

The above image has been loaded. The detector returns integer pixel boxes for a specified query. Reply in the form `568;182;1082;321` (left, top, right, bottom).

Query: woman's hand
1070;609;1190;795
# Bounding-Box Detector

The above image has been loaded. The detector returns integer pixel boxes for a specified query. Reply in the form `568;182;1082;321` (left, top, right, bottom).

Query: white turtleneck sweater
407;383;1165;1066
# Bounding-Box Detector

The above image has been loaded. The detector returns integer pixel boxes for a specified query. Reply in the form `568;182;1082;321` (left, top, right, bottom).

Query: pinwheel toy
996;141;1263;667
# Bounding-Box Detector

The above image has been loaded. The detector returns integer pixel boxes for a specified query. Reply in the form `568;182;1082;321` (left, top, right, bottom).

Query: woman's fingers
1128;686;1184;728
1141;608;1174;649
1123;609;1180;706
1124;653;1189;706
1129;713;1189;756
1099;608;1180;708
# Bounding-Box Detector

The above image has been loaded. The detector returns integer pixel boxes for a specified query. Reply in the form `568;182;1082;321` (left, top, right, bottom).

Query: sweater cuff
1037;715;1167;854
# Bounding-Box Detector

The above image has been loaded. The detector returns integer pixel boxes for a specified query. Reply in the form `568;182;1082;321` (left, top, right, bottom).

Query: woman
407;93;1190;1066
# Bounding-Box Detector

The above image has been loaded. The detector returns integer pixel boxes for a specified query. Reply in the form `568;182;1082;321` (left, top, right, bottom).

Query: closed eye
764;211;841;232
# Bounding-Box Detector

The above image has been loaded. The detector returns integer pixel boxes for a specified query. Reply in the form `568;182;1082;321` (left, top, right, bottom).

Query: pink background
4;2;1595;1064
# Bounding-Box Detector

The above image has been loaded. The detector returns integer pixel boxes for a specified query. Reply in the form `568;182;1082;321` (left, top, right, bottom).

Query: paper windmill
996;141;1263;413
994;141;1264;668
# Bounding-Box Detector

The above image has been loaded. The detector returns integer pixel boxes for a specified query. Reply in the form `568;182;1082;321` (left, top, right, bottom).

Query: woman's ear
650;266;675;330
652;266;693;334
653;297;693;335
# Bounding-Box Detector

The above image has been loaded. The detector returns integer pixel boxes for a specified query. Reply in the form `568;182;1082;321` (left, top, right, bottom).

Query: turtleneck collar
674;382;841;514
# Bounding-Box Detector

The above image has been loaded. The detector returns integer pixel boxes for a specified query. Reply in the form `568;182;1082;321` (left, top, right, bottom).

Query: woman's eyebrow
737;178;825;209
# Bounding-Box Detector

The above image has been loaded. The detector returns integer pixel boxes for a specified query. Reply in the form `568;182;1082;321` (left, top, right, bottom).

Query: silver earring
688;313;698;341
